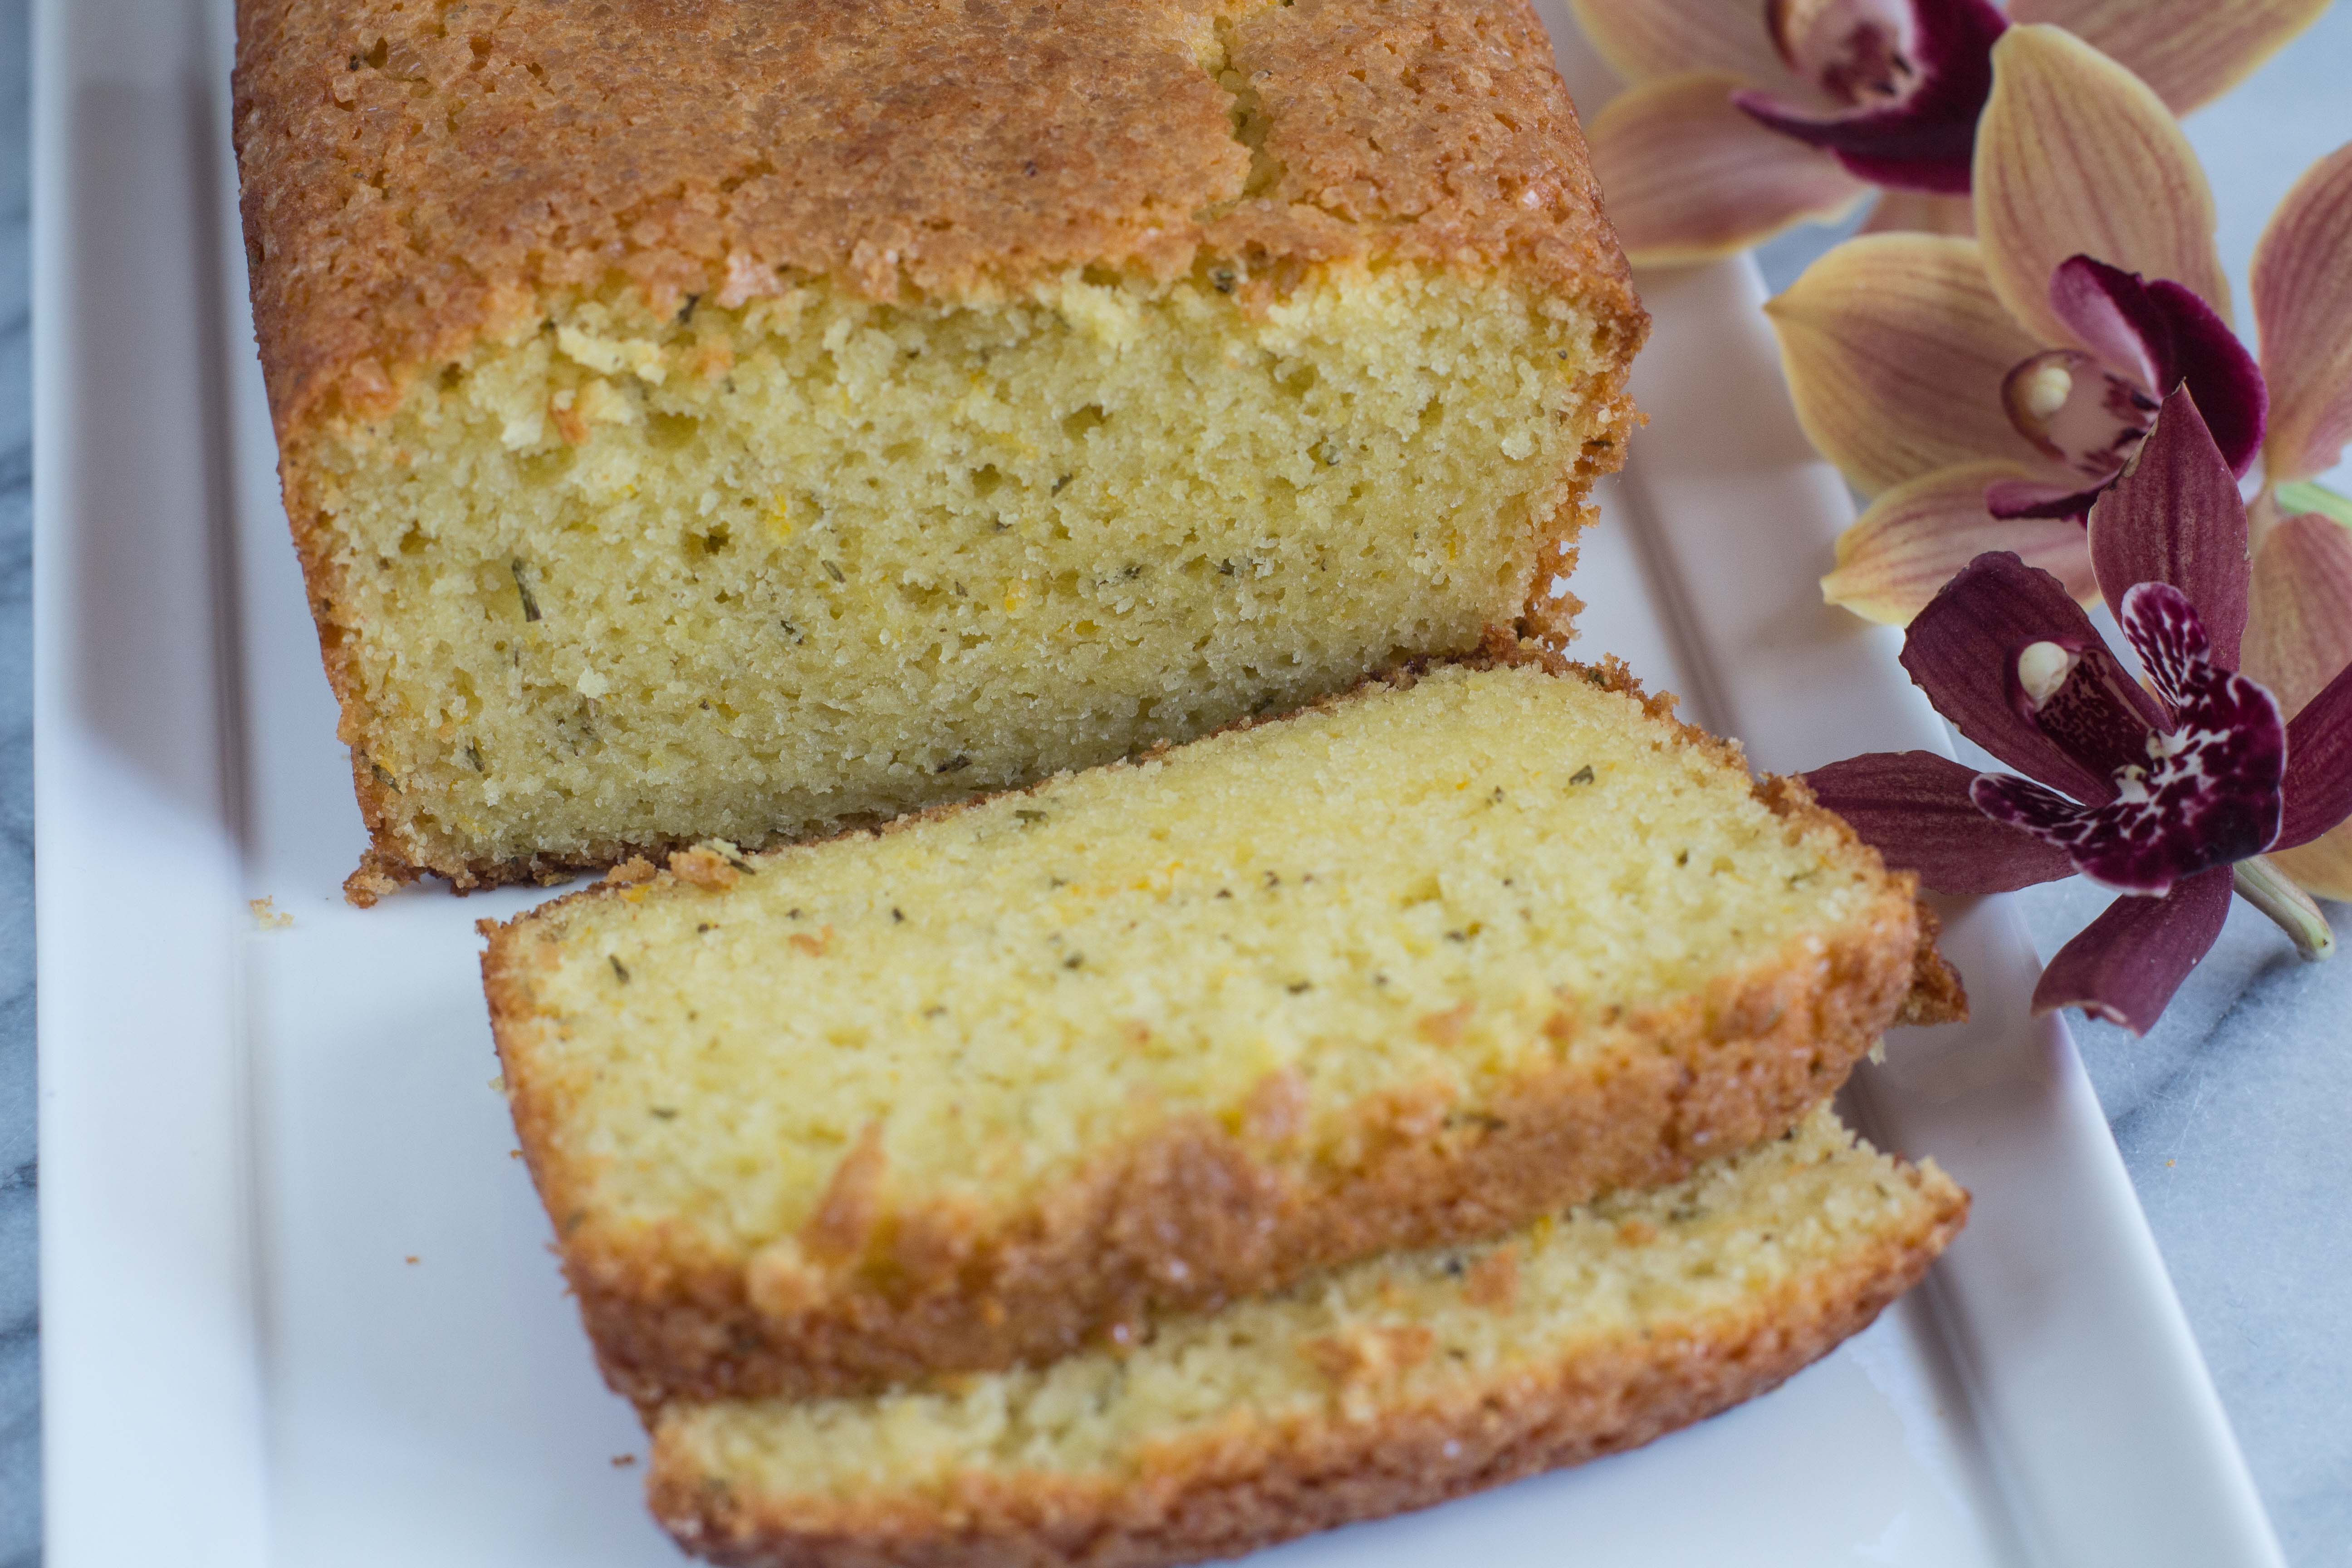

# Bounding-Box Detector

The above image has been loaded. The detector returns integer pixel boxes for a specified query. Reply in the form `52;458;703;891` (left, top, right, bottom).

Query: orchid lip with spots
1734;0;2008;196
1980;256;2264;521
1573;0;2327;267
1759;23;2352;899
1805;392;2352;1034
1771;29;2349;632
1969;582;2285;896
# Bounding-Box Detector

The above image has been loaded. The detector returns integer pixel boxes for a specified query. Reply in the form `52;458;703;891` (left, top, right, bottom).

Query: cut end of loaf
645;1107;1968;1568
299;265;1632;899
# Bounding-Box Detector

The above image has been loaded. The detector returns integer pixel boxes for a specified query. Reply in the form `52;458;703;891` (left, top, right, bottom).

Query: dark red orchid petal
1901;552;2160;804
2086;387;2252;669
2030;866;2233;1036
2144;279;2267;477
1734;0;2008;195
2047;259;2267;477
1803;750;2078;894
1969;770;2082;834
2048;256;2167;391
1972;586;2285;894
1984;477;2101;522
2276;657;2352;850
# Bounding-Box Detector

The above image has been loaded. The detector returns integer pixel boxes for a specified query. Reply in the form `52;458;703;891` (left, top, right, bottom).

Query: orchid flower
1573;0;2327;266
1770;26;2352;895
1805;392;2352;1032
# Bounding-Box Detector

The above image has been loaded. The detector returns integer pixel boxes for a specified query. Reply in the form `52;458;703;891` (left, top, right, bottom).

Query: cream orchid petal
1767;234;2057;493
1567;0;1803;91
2269;827;2352;903
2254;143;2352;484
2248;502;2352;899
1973;25;2230;348
1587;74;1869;268
2245;509;2352;720
1822;462;2098;624
2008;0;2328;114
1861;189;1976;238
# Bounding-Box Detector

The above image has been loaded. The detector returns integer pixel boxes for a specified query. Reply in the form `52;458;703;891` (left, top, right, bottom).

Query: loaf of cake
647;1107;1966;1568
232;0;1646;903
482;648;1960;1406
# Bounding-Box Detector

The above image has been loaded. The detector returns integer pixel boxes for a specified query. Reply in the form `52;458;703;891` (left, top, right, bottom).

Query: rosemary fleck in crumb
510;559;542;621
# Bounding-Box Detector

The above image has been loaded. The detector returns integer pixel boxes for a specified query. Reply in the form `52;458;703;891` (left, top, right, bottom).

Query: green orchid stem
2233;857;2337;963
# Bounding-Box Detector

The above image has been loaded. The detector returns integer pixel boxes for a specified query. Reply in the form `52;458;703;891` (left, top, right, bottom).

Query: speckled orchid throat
1807;392;2352;1033
1738;0;2008;192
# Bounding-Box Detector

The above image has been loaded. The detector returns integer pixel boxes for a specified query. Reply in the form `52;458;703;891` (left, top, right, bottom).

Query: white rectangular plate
33;2;2284;1564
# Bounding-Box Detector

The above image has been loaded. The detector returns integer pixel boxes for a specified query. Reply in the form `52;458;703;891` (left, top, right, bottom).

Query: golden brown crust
482;645;1955;1406
643;1174;1969;1568
1894;901;1970;1027
233;0;1641;439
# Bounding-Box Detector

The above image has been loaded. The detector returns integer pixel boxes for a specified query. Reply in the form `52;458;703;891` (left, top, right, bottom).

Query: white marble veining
3;1;38;1563
0;3;2345;1564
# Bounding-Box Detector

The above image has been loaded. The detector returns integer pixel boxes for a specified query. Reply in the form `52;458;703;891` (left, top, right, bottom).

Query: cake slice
233;0;1645;902
648;1108;1967;1568
483;647;1961;1406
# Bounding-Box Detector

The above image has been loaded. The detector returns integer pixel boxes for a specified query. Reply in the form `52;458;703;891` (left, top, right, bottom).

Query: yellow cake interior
304;262;1627;876
503;664;1900;1260
653;1109;1957;1493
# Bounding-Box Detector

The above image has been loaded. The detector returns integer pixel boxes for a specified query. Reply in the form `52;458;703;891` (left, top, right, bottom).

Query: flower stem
2233;857;2337;962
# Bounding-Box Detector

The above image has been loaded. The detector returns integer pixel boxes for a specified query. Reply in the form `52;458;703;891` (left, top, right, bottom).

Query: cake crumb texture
233;0;1645;897
646;1108;1968;1568
484;656;1945;1405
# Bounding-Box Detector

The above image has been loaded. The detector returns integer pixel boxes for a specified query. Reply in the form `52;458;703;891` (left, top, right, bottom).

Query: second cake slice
483;644;1958;1406
647;1108;1967;1568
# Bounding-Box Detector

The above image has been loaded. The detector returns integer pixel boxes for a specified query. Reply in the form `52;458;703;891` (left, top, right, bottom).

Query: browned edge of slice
480;639;1966;1408
644;1169;1970;1568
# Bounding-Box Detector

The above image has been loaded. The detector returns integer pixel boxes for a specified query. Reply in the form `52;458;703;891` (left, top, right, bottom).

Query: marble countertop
4;1;38;1563
0;4;2344;1564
